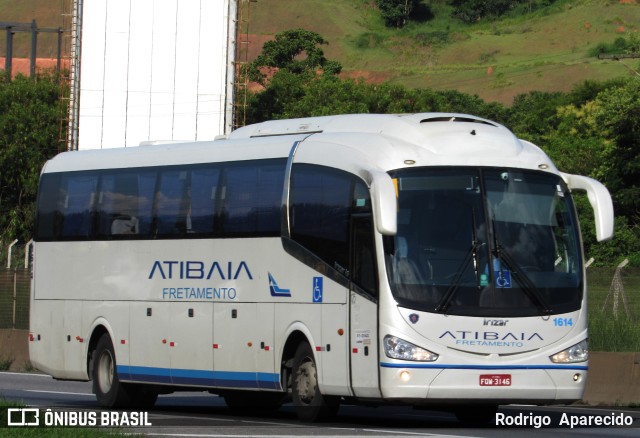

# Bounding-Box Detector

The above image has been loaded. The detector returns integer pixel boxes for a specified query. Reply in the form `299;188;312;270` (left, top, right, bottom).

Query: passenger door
348;213;381;397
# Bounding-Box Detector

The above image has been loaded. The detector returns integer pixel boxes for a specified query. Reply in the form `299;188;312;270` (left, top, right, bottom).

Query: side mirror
369;170;397;236
561;173;614;242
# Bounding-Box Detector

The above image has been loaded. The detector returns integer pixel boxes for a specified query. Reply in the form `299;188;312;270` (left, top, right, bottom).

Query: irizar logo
269;273;291;297
483;319;509;326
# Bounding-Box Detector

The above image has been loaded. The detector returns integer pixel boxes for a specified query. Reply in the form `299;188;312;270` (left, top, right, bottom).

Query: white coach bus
30;113;614;423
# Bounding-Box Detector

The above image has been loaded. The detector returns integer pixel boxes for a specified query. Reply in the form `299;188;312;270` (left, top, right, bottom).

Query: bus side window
60;173;98;238
188;166;220;235
35;173;63;240
221;160;285;236
136;172;157;236
154;170;191;237
96;170;156;238
290;164;352;275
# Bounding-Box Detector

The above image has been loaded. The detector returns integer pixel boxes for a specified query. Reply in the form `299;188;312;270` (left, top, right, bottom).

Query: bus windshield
385;167;583;317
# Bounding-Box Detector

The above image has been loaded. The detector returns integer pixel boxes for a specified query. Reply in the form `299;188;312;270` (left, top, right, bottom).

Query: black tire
93;333;130;407
453;404;498;425
291;342;339;422
92;333;157;409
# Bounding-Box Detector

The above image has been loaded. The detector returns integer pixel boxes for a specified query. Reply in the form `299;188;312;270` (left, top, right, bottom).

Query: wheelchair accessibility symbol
494;270;512;288
313;277;323;303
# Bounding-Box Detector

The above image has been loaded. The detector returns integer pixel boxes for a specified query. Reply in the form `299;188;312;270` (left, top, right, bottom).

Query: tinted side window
60;173;99;238
34;159;283;241
290;165;353;272
154;170;191;237
221;160;285;236
188;167;220;235
35;173;62;241
96;170;156;237
137;172;158;236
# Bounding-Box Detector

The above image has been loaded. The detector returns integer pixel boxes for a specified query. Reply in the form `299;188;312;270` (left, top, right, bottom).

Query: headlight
383;335;438;362
550;339;588;363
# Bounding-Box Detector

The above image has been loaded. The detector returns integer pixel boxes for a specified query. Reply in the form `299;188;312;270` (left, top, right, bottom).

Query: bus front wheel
291;342;339;422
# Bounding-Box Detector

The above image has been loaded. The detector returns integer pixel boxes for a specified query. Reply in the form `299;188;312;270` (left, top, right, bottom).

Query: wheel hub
97;350;114;394
296;358;317;404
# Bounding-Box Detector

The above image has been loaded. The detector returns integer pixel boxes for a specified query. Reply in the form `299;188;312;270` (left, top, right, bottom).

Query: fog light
573;373;582;382
400;371;411;382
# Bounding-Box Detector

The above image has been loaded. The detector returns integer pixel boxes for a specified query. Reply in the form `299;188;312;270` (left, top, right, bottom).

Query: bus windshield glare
386;167;583;317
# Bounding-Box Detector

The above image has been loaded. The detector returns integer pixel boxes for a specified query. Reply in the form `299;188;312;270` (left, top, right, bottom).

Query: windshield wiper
435;211;481;314
491;218;552;315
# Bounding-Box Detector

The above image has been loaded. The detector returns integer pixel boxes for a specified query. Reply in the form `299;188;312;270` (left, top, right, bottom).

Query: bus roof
228;113;556;174
42;133;304;174
42;113;557;175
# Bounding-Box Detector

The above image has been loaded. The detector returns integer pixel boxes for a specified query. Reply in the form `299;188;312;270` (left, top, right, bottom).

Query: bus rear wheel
93;333;128;407
92;333;157;408
291;342;339;422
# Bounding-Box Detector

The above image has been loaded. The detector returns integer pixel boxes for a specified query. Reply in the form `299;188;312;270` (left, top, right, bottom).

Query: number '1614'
553;317;573;327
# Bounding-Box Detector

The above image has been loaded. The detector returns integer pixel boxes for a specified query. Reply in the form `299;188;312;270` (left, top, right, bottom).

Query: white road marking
25;389;94;397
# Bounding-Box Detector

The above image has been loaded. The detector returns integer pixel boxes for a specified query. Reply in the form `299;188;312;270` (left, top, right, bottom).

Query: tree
536;102;607;177
376;0;428;28
507;91;568;144
520;80;640;266
245;73;508;125
242;29;343;124
0;72;66;242
449;0;516;23
449;0;556;23
244;70;310;123
245;29;342;86
567;78;627;107
575;196;640;267
591;79;640;226
280;76;369;118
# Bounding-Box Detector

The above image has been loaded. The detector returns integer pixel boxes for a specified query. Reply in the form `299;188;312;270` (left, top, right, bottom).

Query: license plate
479;374;511;386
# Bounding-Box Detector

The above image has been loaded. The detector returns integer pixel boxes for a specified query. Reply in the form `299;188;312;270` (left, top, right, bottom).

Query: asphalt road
1;371;639;437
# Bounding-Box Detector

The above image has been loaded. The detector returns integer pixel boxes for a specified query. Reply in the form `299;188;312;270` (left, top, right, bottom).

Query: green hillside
2;0;639;104
246;0;640;104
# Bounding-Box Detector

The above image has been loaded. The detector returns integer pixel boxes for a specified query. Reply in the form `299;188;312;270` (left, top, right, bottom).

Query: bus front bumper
380;364;587;403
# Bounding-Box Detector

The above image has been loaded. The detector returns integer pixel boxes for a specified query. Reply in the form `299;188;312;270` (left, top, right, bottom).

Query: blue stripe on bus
117;365;281;390
380;363;588;371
